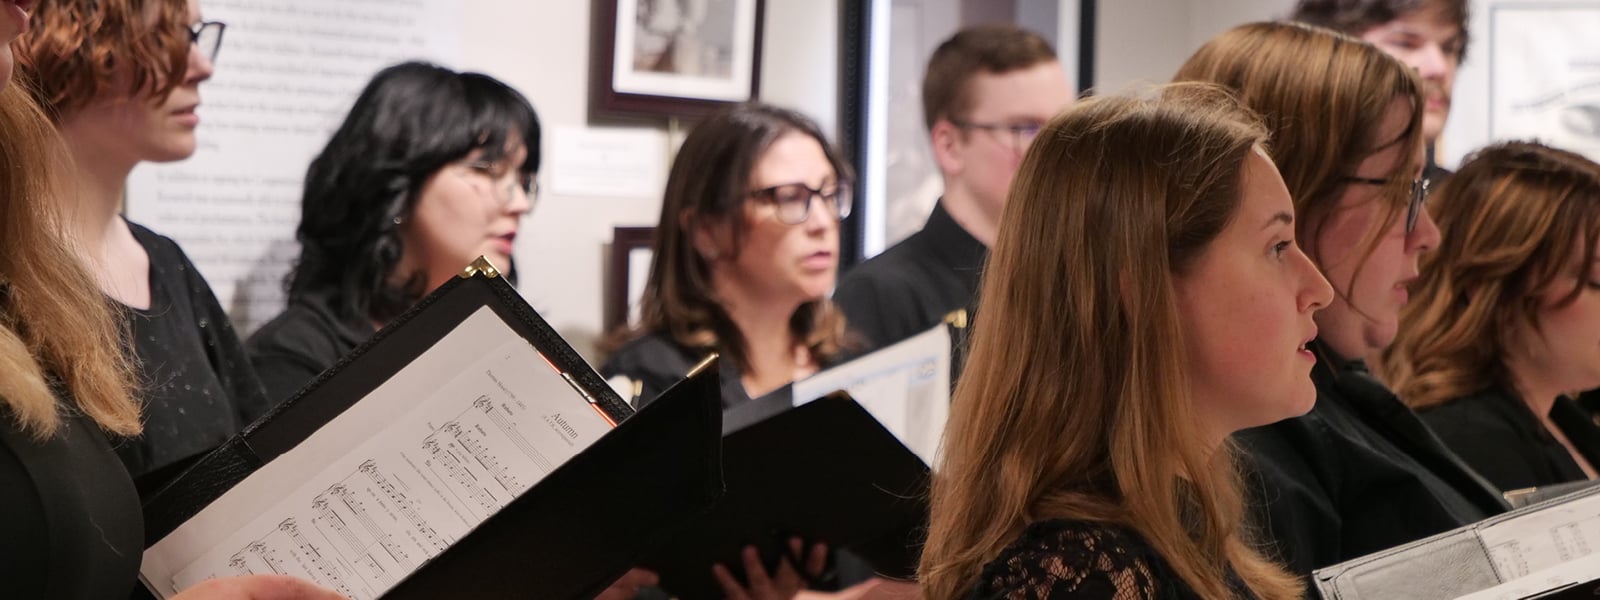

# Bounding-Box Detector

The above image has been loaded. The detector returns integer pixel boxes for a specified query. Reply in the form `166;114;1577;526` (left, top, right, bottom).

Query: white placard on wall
546;126;669;200
126;0;462;334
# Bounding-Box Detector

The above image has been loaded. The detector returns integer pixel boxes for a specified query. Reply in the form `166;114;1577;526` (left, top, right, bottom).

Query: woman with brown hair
1386;141;1600;492
17;0;271;496
1173;21;1509;579
602;102;854;411
918;84;1331;599
600;101;850;598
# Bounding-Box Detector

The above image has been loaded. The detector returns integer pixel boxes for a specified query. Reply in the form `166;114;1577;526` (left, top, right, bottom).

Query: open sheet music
1316;486;1600;600
792;324;951;465
141;306;615;598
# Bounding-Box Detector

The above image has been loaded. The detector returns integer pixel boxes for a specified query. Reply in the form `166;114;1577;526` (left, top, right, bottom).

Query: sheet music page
791;325;950;465
141;307;613;598
1454;553;1600;600
1478;492;1600;580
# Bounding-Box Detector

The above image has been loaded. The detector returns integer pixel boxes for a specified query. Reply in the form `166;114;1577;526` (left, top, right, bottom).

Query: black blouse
246;291;377;405
118;222;272;495
969;519;1252;600
0;407;142;599
1420;387;1600;493
599;332;767;410
1237;341;1509;581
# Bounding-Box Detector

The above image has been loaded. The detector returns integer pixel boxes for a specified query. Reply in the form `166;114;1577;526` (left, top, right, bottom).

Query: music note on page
145;307;613;599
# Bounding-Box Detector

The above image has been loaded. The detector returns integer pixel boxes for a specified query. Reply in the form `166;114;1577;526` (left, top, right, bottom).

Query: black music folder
640;392;931;599
139;258;724;599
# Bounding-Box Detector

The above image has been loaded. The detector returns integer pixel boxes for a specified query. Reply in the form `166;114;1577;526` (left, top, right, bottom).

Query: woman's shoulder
600;332;698;377
972;519;1165;600
1418;388;1527;438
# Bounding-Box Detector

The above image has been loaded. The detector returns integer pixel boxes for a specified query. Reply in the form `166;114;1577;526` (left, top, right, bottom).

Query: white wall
1093;0;1291;91
460;0;840;360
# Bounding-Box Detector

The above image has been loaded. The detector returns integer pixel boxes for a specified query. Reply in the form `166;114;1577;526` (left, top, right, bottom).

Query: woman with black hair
246;61;540;403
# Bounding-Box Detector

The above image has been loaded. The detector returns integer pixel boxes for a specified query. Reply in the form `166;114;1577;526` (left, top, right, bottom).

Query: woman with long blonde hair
920;84;1331;599
1174;21;1509;580
1386;141;1600;492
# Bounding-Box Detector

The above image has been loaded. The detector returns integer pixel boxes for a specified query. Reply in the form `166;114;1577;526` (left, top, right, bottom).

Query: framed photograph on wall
594;0;766;118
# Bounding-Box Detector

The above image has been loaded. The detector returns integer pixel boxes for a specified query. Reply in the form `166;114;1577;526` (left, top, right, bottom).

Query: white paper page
141;307;613;598
1455;553;1600;600
792;325;950;465
1479;492;1600;580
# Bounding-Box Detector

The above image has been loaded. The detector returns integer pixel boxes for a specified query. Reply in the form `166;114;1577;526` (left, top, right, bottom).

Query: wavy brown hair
0;80;140;438
618;103;853;373
1385;142;1600;410
919;84;1302;600
15;0;192;119
1175;21;1425;319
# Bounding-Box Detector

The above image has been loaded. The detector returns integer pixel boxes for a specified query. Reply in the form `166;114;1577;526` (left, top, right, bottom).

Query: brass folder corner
458;256;503;279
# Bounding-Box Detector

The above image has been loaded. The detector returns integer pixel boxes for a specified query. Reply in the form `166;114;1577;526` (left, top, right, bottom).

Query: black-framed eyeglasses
1341;175;1431;233
746;182;853;225
189;21;226;63
949;119;1045;154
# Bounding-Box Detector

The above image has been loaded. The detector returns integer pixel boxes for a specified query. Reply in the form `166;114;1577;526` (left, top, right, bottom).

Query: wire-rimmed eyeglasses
1341;175;1431;234
949;119;1046;154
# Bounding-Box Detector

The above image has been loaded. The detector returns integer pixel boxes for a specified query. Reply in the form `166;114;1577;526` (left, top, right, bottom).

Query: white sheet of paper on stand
792;325;951;466
140;307;613;599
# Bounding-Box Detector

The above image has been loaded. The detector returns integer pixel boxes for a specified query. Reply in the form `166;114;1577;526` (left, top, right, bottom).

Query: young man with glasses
1293;0;1468;187
834;24;1074;357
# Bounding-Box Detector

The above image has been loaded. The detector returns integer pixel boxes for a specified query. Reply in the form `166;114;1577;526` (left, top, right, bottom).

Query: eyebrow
1262;211;1293;230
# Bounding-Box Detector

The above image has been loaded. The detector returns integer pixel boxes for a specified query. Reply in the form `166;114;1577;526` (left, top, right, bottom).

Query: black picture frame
605;226;657;333
593;0;767;118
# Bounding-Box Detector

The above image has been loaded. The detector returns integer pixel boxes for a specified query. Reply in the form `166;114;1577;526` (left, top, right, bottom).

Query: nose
801;194;836;234
505;181;534;216
1407;204;1442;253
1299;248;1335;313
186;43;215;84
1412;43;1449;80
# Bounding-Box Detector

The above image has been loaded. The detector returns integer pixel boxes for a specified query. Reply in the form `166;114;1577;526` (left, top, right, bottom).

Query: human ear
930;119;966;176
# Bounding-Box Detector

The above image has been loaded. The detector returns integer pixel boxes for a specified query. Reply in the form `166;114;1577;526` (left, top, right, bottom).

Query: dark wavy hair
287;61;540;323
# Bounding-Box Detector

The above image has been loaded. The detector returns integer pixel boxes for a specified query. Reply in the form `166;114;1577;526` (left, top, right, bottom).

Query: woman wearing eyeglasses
599;102;852;599
601;102;855;413
1385;141;1600;493
1173;21;1509;582
16;0;274;497
246;61;538;404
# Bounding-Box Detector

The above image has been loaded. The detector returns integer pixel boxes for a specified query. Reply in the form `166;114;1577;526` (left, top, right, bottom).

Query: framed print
606;226;657;333
594;0;766;118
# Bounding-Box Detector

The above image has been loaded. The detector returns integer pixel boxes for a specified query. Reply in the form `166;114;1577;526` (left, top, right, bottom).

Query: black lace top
968;519;1255;600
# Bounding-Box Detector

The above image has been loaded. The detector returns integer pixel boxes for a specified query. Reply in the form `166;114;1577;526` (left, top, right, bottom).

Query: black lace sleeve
969;520;1163;600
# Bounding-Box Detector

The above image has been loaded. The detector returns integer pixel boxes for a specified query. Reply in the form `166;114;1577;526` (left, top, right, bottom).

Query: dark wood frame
605;226;658;333
592;0;767;118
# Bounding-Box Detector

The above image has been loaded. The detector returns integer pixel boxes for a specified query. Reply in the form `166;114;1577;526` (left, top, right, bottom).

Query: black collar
922;200;989;273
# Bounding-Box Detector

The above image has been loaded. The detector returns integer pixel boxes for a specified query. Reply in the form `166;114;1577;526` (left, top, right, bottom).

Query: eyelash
1273;240;1293;258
